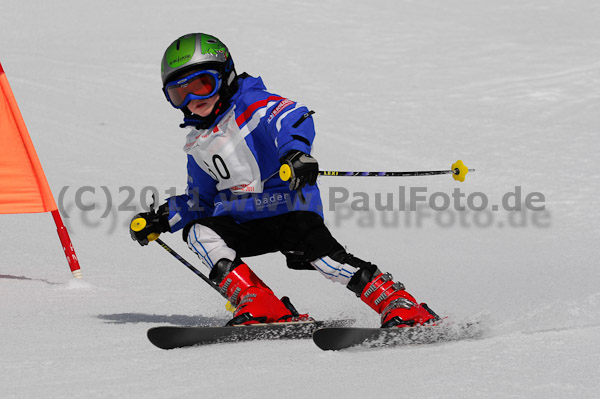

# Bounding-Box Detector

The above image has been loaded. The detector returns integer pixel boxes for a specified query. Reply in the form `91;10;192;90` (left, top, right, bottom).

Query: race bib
184;108;263;194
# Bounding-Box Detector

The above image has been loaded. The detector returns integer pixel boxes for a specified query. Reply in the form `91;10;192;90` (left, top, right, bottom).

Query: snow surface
2;0;600;397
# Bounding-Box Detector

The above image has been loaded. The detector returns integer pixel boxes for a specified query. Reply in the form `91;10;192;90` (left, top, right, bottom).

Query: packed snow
1;0;599;397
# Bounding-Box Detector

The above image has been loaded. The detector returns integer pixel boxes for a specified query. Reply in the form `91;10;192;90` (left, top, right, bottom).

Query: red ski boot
360;272;439;328
211;260;301;326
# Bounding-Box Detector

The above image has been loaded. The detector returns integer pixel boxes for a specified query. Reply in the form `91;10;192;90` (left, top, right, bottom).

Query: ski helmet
161;33;237;119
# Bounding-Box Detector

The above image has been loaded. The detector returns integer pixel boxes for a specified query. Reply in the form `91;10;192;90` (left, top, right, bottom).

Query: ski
148;318;355;350
313;321;483;351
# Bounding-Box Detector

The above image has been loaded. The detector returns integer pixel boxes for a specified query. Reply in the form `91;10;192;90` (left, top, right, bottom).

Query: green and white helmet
161;33;236;88
160;33;239;125
161;33;237;113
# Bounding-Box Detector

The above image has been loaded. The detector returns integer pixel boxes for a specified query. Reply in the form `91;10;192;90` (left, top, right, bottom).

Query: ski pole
154;238;220;293
135;196;219;293
153;238;237;313
280;159;475;182
133;196;235;311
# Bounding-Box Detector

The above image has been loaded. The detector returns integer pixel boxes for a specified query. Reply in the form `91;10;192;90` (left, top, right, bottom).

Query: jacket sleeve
265;99;316;158
165;154;217;232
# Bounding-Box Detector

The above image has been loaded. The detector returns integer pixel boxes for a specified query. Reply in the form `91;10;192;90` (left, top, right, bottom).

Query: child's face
187;94;220;117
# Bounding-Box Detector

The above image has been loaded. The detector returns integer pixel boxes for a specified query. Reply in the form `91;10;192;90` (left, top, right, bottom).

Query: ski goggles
163;69;222;109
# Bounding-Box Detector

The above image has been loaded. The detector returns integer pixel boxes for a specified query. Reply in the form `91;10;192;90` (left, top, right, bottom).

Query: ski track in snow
1;0;600;398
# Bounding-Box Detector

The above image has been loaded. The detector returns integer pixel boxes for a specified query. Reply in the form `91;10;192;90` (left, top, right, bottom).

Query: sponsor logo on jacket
230;183;256;193
267;99;294;124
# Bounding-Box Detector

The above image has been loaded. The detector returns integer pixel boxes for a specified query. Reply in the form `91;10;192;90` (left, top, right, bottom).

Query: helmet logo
201;35;229;58
164;35;196;70
169;54;191;67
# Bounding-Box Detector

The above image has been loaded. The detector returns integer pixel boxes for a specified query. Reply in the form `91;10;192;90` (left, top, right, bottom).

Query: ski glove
129;203;170;246
280;150;319;191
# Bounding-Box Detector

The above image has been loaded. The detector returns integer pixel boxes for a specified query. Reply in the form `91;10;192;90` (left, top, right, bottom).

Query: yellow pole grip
130;217;160;242
279;163;292;181
130;217;146;232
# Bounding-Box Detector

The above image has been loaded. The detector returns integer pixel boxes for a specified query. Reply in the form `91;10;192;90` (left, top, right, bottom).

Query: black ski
313;321;483;351
148;319;355;350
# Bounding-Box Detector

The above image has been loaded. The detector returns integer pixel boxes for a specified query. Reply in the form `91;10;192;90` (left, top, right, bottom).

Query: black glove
129;203;170;246
280;150;319;191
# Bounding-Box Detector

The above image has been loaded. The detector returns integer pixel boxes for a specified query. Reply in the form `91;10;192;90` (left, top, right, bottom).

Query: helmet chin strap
180;99;224;129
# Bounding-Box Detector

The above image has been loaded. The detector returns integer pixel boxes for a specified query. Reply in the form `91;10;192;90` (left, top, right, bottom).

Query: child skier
130;33;439;328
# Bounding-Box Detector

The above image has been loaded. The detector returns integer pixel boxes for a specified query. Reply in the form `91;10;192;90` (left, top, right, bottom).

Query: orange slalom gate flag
0;63;57;213
0;62;82;278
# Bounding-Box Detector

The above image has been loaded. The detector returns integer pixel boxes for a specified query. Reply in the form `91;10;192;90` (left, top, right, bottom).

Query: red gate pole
51;209;82;278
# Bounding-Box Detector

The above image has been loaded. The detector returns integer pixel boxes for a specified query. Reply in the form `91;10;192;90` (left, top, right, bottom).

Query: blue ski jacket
165;75;322;232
